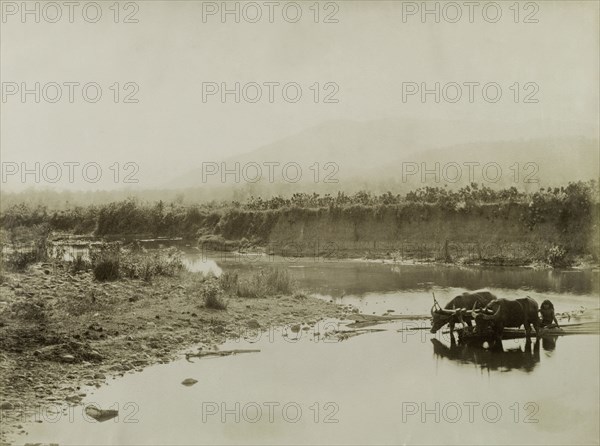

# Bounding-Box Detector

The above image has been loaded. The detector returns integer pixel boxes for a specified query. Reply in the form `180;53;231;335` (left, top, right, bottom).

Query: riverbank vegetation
1;181;598;268
2;181;597;233
220;268;296;298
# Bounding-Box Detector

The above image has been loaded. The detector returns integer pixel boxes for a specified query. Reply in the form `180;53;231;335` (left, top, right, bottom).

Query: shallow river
16;253;600;445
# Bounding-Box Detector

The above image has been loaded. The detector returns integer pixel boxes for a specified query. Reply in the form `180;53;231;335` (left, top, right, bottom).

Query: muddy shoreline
0;264;346;445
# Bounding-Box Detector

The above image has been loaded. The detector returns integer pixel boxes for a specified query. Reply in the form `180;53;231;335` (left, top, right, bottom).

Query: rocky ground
0;263;346;444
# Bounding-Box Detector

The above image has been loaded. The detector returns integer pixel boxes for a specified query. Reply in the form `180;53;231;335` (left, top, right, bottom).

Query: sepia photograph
0;1;599;445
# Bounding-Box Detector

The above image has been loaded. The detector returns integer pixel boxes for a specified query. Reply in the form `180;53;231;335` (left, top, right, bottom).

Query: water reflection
29;240;600;296
541;335;559;352
431;337;543;373
16;328;599;445
215;257;599;296
182;254;222;276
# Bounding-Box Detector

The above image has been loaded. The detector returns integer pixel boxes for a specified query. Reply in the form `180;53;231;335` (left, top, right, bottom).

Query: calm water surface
16;253;600;445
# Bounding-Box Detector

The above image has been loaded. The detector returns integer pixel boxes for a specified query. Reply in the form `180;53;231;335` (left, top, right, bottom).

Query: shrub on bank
263;267;295;295
201;279;228;310
90;243;121;281
88;243;184;282
228;267;296;298
292;290;308;300
5;251;39;272
93;258;120;281
236;273;265;299
219;270;239;295
1;223;52;272
120;248;184;282
546;245;571;268
70;255;90;273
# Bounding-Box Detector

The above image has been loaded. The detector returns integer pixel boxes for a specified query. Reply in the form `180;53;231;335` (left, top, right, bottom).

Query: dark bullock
473;297;540;340
430;290;496;336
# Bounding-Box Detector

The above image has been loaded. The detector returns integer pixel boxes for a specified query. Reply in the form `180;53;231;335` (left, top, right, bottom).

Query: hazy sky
1;0;598;190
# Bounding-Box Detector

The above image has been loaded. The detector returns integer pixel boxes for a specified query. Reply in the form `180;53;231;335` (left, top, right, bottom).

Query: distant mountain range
167;118;599;191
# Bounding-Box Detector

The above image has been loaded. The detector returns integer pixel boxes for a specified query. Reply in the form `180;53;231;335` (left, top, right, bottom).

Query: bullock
472;297;540;340
430;290;496;337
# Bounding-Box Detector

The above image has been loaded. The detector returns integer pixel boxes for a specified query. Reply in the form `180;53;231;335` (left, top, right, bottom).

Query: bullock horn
440;308;458;315
482;300;497;314
483;302;502;320
470;302;480;318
